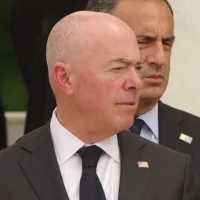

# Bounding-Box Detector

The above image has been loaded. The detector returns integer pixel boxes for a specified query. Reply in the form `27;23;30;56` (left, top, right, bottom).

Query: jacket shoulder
0;125;48;161
159;101;200;124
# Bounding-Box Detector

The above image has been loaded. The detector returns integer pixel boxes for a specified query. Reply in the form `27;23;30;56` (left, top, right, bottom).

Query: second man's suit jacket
0;124;199;200
158;101;200;179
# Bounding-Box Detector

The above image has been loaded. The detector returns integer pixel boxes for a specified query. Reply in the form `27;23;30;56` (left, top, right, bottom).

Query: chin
114;116;134;132
140;94;162;102
140;87;166;102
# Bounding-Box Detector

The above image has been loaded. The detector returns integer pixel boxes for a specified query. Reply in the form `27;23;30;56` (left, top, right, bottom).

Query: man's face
73;28;142;132
113;0;175;102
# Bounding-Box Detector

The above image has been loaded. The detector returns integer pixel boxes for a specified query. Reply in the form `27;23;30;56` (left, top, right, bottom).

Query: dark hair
86;0;173;16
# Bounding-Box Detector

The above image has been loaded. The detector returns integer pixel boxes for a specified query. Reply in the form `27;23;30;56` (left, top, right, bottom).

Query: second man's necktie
130;118;145;135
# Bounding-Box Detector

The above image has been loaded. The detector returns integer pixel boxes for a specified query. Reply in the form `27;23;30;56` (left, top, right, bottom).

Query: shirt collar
50;109;120;166
95;135;120;163
138;103;159;139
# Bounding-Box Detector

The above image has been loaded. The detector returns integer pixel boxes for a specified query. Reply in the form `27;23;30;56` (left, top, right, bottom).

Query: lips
116;101;136;106
146;74;163;79
122;102;136;105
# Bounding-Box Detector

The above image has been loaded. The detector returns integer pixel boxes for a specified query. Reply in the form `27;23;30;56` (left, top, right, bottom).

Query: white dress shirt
50;110;120;200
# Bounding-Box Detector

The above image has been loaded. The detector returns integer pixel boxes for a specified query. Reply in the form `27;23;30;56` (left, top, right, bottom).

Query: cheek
163;65;170;81
164;51;171;66
90;82;121;112
139;48;148;60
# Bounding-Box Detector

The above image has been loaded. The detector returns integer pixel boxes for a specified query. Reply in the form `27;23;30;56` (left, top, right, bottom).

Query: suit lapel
158;101;184;152
19;124;69;200
118;131;151;200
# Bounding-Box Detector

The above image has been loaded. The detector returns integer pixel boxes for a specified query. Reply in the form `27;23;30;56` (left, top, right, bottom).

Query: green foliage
0;0;28;111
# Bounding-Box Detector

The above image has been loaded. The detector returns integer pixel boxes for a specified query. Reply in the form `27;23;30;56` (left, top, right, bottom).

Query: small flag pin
179;133;193;144
138;161;149;168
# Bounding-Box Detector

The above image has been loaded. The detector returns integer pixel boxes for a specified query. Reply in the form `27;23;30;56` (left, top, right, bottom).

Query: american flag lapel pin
138;161;149;168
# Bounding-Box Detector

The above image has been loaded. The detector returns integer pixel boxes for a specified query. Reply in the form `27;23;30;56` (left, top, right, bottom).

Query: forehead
90;42;140;70
112;0;174;37
86;26;140;63
105;39;140;64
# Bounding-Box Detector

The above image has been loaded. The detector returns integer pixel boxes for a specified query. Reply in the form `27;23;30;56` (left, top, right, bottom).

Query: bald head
46;11;142;142
46;11;135;72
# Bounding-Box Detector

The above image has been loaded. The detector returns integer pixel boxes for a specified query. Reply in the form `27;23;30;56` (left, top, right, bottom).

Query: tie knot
130;118;145;135
78;146;103;168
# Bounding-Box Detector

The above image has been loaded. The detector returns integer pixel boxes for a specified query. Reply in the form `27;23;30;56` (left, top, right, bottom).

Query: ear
52;62;74;96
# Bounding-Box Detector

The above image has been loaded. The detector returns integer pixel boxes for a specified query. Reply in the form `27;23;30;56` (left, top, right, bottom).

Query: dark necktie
130;118;145;135
78;145;106;200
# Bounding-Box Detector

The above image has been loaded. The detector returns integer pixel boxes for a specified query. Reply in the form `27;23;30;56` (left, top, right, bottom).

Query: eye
163;39;174;49
163;42;173;47
136;65;142;71
112;67;124;71
138;40;146;44
137;40;152;45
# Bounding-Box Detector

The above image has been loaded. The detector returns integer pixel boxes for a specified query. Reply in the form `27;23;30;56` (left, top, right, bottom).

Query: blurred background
0;0;88;147
0;0;28;112
1;0;200;147
0;0;27;146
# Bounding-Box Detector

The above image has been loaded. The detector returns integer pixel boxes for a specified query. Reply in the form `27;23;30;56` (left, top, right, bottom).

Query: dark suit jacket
158;101;200;179
0;124;199;199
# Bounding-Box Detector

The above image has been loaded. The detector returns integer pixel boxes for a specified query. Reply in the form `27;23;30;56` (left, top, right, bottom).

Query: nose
147;42;165;67
124;67;143;91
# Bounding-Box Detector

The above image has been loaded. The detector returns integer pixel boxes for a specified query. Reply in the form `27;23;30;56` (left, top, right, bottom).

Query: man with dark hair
87;0;173;15
86;0;200;179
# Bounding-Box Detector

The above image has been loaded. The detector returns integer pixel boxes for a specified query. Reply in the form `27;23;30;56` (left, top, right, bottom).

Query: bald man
0;11;199;200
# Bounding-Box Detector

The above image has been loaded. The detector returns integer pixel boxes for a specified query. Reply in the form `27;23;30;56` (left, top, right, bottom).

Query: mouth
146;73;163;78
116;101;137;108
145;74;164;82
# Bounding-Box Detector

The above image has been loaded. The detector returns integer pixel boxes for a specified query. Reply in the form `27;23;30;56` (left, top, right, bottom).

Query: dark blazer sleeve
182;155;200;199
0;96;6;150
0;180;6;200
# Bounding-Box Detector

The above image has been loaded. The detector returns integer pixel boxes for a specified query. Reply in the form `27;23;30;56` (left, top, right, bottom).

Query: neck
56;107;116;144
135;99;158;118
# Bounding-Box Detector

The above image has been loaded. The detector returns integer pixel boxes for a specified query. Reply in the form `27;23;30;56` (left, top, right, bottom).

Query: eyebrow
110;58;144;66
163;36;176;43
137;59;144;66
137;35;176;42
